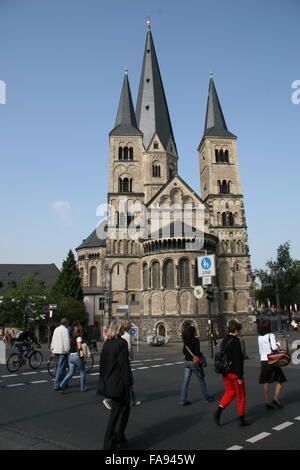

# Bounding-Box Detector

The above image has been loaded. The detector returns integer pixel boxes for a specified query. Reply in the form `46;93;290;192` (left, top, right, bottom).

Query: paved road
1;333;300;450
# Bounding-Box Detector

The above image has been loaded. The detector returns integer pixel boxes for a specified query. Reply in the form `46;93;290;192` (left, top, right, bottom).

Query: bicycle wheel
29;351;43;369
84;354;94;373
6;353;22;373
47;355;58;377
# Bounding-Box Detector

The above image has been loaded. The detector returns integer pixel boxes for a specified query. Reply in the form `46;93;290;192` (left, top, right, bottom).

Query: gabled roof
146;174;207;208
110;72;142;136
76;229;106;250
136;25;176;151
201;76;236;144
0;264;60;289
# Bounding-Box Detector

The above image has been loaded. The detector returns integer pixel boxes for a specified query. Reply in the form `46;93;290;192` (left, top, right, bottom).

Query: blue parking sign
129;328;137;337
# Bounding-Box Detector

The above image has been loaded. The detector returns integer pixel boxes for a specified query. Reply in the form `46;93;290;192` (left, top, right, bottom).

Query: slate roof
76;229;106;250
0;264;60;289
202;76;236;141
110;72;142;136
136;27;176;151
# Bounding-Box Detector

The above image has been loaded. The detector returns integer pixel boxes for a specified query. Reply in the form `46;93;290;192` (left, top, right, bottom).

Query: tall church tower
198;75;254;326
136;22;178;203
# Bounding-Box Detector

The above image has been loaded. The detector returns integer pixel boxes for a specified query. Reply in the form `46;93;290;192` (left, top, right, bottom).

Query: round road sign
194;286;204;299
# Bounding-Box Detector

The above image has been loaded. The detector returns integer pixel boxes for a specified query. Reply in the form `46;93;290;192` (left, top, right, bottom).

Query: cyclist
15;330;39;356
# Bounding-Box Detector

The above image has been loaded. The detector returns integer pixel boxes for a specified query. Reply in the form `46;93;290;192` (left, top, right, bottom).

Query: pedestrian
102;320;142;410
258;319;287;409
180;325;213;406
50;318;70;391
59;325;88;393
214;320;250;426
98;320;133;450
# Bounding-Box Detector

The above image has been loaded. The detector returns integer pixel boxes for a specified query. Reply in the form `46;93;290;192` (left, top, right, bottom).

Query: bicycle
47;353;95;377
6;344;43;373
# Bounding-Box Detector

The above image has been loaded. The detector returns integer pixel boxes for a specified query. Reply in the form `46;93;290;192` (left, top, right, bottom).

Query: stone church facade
76;24;255;340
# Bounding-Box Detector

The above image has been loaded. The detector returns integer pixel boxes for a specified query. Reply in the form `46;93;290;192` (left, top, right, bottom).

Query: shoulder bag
267;334;291;367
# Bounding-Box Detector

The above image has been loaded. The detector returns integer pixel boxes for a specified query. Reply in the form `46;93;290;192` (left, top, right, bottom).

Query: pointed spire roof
110;71;142;136
203;75;236;139
136;23;176;151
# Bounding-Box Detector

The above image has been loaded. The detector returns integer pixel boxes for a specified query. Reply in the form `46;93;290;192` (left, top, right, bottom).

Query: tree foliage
51;249;83;301
254;242;300;309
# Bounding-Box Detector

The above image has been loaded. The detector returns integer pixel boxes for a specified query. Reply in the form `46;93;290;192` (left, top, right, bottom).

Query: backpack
214;338;234;374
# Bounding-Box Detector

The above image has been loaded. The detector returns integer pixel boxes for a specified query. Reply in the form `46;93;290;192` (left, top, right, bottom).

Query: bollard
0;339;7;365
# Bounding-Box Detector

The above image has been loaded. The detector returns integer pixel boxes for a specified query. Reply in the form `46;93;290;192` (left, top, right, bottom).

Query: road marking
150;365;163;368
90;373;99;376
6;383;25;388
30;380;49;384
136;367;149;370
226;445;243;450
1;374;18;378
294;416;300;421
174;361;184;364
22;372;37;375
246;432;271;444
163;363;174;366
273;421;294;431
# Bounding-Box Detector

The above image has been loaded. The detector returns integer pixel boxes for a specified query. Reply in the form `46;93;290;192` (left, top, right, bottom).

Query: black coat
221;334;244;379
183;337;203;361
98;337;133;398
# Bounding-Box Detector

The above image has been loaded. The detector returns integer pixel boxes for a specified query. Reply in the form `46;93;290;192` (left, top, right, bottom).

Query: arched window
224;149;229;162
123;147;129;160
228;212;234;226
90;267;97;286
215;149;220;162
153;141;159;149
219;149;224;162
222;212;227;226
119;177;131;192
118;147;123;160
153;165;161;177
220;180;230;194
163;260;174;288
157;323;166;337
179;258;190;287
129;147;134;160
143;263;149;290
151;261;160;289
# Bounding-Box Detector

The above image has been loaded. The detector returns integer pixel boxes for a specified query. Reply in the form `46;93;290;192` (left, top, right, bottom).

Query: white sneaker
132;400;142;406
102;399;112;410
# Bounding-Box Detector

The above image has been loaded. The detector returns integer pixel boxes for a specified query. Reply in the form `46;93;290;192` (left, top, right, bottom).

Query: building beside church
76;24;255;340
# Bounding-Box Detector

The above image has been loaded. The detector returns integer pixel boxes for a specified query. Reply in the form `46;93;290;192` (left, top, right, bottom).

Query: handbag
185;344;207;369
267;334;291;367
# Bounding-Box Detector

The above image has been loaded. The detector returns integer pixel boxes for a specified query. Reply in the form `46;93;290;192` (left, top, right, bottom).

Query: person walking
50;318;70;391
258;319;287;409
122;320;142;406
98;320;133;450
214;320;250;426
180;325;213;405
59;325;88;393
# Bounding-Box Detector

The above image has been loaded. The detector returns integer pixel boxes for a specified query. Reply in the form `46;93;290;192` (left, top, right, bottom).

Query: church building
76;23;255;340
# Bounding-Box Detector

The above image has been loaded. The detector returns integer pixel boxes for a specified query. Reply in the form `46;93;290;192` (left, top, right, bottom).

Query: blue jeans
53;354;69;390
180;361;209;403
59;354;87;392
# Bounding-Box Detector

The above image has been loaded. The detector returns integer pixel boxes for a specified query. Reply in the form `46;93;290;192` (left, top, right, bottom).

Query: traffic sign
129;327;138;337
194;286;204;299
118;305;129;309
197;255;216;277
202;276;212;286
49;304;57;310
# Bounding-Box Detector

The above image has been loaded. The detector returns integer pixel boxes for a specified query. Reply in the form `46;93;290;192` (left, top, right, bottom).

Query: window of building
90;267;97;286
99;296;105;312
153;141;159;149
179;258;190;287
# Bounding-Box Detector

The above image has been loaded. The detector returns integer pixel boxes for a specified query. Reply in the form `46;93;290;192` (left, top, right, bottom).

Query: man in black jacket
214;320;251;427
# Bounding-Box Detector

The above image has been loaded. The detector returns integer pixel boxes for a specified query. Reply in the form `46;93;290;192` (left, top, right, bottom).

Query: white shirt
258;333;280;361
121;331;131;351
50;325;70;354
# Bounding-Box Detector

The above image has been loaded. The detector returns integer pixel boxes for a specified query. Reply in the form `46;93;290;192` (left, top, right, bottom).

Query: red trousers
219;373;246;416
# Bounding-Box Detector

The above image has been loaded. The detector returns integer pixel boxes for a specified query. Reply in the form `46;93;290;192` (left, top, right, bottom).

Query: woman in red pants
214;320;251;427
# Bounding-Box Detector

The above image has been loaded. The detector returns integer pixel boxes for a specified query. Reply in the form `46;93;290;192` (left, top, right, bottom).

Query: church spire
136;23;176;151
203;76;236;139
110;71;142;136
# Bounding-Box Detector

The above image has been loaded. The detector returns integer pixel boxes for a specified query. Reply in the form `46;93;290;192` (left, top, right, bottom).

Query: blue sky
0;0;299;270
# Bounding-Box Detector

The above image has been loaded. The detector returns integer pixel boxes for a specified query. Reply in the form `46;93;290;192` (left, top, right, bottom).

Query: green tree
51;297;89;325
0;275;49;328
51;249;83;301
254;242;299;310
